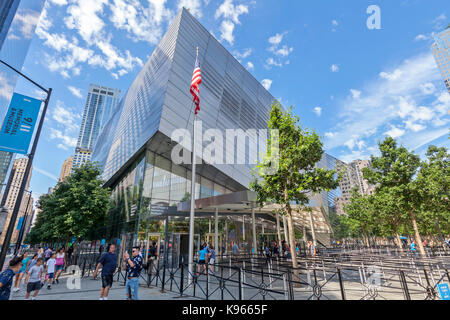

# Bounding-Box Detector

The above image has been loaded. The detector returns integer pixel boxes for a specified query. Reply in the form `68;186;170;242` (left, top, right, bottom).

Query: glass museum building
92;8;336;250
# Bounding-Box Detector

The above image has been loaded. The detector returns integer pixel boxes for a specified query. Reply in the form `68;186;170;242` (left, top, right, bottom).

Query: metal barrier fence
105;252;449;300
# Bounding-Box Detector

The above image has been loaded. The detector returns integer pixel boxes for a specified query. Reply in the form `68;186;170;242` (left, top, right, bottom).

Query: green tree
251;102;338;276
343;189;376;247
415;146;450;241
363;137;425;255
371;188;409;248
26;162;111;244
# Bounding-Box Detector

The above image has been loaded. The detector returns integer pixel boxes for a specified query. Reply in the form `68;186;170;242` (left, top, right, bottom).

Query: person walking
25;258;44;300
45;253;56;289
37;247;44;259
93;244;117;300
208;245;216;275
28;254;38;271
67;245;74;265
55;248;65;284
0;257;23;300
197;244;208;276
410;240;417;256
44;247;52;262
232;241;239;256
13;252;30;292
123;247;143;300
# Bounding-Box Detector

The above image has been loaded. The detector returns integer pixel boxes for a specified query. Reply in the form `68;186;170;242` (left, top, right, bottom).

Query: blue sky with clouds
2;0;449;200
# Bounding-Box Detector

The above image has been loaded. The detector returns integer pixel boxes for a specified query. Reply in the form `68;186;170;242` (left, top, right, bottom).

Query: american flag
190;54;202;115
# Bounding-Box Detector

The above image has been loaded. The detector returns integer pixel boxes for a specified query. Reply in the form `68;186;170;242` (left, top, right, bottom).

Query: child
25;258;44;300
45;253;56;289
0;257;23;300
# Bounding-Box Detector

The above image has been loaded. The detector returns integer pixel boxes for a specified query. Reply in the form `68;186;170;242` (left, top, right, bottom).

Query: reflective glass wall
105;148;233;244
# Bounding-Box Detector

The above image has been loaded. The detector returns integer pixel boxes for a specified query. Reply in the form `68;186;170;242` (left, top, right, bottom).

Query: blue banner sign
16;217;24;230
437;283;450;300
0;93;42;154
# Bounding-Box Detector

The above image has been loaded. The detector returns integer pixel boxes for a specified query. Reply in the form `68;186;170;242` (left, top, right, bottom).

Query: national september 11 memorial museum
91;8;339;258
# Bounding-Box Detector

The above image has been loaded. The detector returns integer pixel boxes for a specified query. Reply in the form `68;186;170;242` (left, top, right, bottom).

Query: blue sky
2;0;449;200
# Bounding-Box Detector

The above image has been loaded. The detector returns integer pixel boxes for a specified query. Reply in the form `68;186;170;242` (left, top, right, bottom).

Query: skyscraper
0;157;32;245
0;0;45;186
59;156;73;182
334;159;376;215
432;25;450;93
0;0;20;51
72;84;121;170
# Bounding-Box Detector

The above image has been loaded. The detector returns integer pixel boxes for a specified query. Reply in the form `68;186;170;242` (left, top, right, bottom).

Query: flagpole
188;47;199;284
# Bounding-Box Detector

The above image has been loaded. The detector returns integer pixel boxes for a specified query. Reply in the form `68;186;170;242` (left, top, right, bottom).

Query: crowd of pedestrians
0;246;67;300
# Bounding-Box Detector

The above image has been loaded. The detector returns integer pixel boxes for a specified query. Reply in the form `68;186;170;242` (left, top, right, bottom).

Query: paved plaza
9;273;197;301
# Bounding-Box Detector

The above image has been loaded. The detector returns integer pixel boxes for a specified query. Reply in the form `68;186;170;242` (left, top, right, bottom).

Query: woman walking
54;248;65;284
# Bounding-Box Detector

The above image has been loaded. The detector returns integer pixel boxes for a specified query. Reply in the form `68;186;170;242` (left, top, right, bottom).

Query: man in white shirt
45;253;56;289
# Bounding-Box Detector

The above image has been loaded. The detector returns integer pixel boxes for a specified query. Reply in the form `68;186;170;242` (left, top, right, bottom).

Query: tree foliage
26;162;111;244
251;102;339;273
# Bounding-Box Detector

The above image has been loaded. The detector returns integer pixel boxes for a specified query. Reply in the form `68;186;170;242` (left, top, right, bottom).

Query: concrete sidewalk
9;273;197;300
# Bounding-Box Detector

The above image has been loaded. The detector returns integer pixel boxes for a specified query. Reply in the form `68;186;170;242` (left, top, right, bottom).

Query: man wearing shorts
45;253;56;289
93;244;117;300
25;258;44;300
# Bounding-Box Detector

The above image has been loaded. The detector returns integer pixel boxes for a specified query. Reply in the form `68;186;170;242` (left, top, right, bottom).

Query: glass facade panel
151;155;171;205
170;163;187;203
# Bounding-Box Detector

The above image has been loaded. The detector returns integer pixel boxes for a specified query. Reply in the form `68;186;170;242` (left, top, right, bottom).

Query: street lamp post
0;59;52;270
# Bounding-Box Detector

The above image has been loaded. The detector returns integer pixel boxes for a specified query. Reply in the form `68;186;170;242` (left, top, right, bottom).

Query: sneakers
12;287;20;292
55;279;59;284
47;285;51;290
31;297;36;301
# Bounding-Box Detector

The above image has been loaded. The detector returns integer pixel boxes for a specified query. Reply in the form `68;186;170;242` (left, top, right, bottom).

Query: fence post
238;268;243;300
337;268;346;300
161;260;166;293
180;259;184;297
206;262;209;300
399;270;411;300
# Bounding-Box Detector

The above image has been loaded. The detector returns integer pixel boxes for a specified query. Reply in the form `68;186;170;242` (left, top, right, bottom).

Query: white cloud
34;167;58;181
36;0;146;79
49;128;77;149
110;0;173;44
215;0;248;24
330;64;339;72
314;107;322;116
215;0;249;45
64;0;108;44
219;20;235;45
178;0;203;18
350;89;361;99
325;132;335;138
275;45;293;57
332;20;338;26
261;79;272;90
0;72;14;100
432;13;447;30
414;34;428;41
49;0;68;5
51;100;80;132
265;57;282;67
420;82;436;95
246;61;254;70
384;125;405;138
233;48;252;60
324;52;449;155
68;86;83;98
10;9;42;39
268;32;286;48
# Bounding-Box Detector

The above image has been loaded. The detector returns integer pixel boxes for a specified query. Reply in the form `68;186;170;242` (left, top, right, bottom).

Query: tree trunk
395;233;402;249
286;208;299;281
409;209;425;256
